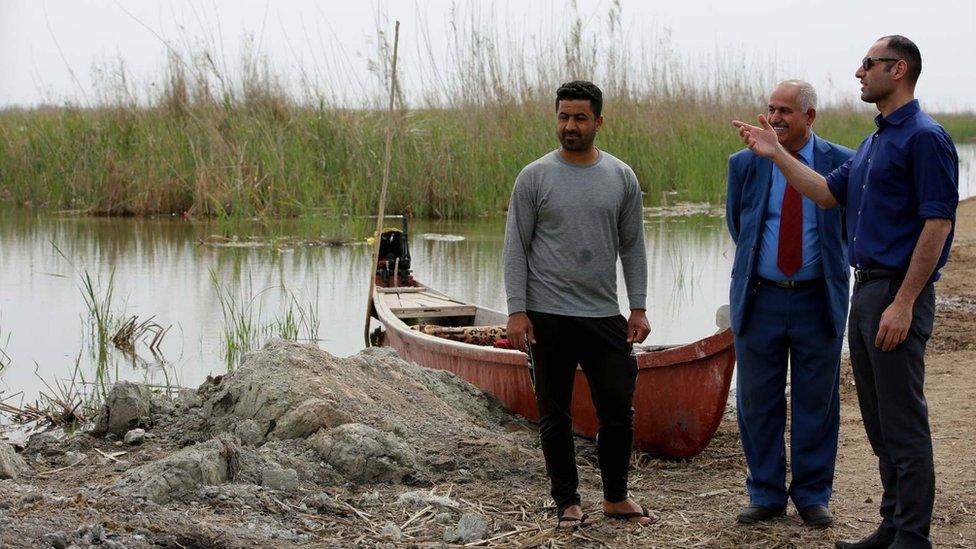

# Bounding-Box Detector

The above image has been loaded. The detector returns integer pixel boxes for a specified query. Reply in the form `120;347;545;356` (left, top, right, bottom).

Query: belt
853;269;901;283
756;276;823;289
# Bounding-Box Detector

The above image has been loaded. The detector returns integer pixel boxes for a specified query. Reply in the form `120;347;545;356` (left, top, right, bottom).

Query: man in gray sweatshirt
503;80;654;528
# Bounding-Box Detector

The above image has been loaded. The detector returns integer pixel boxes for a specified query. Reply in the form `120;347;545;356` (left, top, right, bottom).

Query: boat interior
376;285;510;345
375;285;687;352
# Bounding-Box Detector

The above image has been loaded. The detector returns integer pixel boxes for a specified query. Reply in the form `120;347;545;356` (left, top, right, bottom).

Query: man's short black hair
879;34;922;85
555;81;603;117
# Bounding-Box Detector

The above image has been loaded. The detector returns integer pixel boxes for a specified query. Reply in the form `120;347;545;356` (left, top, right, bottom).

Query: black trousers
848;278;936;549
527;310;638;512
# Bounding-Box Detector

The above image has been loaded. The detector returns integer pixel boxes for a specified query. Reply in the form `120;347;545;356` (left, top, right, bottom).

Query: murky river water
1;146;973;403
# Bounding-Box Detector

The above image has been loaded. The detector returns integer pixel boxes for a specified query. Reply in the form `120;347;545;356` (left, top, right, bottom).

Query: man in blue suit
726;80;854;527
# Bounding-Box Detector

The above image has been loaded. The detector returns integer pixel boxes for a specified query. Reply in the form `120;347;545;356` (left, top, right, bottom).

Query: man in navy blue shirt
733;35;958;549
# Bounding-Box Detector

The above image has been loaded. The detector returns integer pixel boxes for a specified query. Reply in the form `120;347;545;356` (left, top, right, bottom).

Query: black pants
848;279;936;549
527;310;638;512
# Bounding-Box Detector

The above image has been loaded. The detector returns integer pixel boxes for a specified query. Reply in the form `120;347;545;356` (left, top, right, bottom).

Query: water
1;145;973;404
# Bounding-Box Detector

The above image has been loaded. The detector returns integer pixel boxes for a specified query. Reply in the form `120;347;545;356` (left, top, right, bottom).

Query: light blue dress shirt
757;134;822;281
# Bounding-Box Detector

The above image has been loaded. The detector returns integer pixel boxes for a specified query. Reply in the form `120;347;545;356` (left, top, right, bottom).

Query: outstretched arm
732;115;838;208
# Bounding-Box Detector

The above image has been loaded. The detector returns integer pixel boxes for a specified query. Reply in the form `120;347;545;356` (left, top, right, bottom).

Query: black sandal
555;513;588;530
603;504;658;525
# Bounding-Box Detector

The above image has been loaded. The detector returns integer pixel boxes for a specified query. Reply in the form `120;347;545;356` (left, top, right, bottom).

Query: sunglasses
862;57;900;71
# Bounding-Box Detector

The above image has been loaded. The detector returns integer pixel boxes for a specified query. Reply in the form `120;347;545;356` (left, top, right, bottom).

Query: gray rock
396;490;459;509
435;512;453;525
93;382;152;436
362;491;381;504
444;512;489;543
124;428;146;445
270;398;352;440
20;492;42;503
0;442;29;480
308;492;334;509
64;451;88;465
307;423;415;484
232;419;265;446
150;393;176;416
178;388;203;409
261;468;299;492
78;523;106;544
381;522;402;541
42;532;68;549
117;436;239;503
24;432;61;456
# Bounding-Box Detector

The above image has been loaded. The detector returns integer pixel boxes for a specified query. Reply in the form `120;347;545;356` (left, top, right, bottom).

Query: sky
1;0;974;111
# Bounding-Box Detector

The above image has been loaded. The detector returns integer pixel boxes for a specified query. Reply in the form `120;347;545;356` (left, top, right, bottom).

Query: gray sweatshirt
503;149;647;317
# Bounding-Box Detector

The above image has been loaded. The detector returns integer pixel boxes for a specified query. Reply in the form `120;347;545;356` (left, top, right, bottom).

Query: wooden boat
367;226;736;459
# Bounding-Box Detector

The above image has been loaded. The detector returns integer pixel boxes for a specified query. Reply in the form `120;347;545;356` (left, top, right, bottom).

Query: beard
558;129;597;151
860;78;893;104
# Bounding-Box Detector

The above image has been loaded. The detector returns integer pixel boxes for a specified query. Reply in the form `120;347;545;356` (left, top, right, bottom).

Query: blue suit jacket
726;135;855;337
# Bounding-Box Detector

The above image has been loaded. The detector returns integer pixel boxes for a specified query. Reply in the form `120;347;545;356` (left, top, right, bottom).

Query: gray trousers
848;278;936;549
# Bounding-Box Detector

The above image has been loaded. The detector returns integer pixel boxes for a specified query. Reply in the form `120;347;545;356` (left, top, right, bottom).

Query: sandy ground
1;199;975;549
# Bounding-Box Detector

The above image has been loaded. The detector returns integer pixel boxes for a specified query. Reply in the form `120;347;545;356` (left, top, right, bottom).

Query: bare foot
556;504;586;529
602;498;658;525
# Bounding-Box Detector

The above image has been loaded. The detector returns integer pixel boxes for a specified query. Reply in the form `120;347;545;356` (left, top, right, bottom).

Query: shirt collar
874;99;920;128
795;133;815;164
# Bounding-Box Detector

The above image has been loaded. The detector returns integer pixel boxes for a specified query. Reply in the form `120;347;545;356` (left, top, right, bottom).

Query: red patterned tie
777;152;804;277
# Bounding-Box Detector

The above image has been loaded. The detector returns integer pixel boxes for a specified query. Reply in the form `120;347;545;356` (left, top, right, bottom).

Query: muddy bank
2;341;540;547
3;200;976;548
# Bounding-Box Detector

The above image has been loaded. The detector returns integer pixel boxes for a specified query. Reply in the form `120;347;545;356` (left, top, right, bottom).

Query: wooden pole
364;20;401;347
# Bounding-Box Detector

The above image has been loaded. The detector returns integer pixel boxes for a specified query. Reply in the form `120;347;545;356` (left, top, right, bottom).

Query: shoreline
0;199;973;547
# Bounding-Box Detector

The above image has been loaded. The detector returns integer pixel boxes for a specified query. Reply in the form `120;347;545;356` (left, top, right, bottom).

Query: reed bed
1;5;974;220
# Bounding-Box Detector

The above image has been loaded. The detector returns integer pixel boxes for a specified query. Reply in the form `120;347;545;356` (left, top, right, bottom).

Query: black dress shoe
835;526;895;548
798;504;834;527
737;504;786;524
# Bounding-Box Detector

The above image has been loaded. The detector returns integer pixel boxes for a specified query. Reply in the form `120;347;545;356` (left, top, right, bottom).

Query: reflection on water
0;145;972;403
0;211;732;402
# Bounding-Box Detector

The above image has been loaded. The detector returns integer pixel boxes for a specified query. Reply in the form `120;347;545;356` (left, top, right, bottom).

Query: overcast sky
1;0;974;111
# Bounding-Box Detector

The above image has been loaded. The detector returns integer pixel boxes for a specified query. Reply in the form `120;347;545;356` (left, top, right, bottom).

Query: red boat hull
377;309;735;459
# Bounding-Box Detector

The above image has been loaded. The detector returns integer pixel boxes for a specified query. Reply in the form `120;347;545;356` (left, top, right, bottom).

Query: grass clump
210;269;321;367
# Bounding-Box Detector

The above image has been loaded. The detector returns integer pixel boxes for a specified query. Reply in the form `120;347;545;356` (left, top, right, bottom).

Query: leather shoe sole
737;505;786;524
798;504;834;528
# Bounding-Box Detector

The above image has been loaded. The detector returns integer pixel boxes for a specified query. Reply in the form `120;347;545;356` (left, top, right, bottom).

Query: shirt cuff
506;298;527;315
918;201;956;220
628;294;647;311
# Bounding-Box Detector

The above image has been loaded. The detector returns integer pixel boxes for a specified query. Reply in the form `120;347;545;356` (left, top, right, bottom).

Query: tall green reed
210;269;321;367
0;4;973;220
80;269;119;359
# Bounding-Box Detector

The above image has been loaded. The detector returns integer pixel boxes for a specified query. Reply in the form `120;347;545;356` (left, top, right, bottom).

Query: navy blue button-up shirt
826;99;959;280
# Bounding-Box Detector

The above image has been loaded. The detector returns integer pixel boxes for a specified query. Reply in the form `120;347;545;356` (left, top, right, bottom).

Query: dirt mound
103;340;524;504
196;341;510;442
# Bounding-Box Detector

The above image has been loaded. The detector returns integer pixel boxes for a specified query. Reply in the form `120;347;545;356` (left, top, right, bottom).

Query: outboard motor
375;216;416;287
